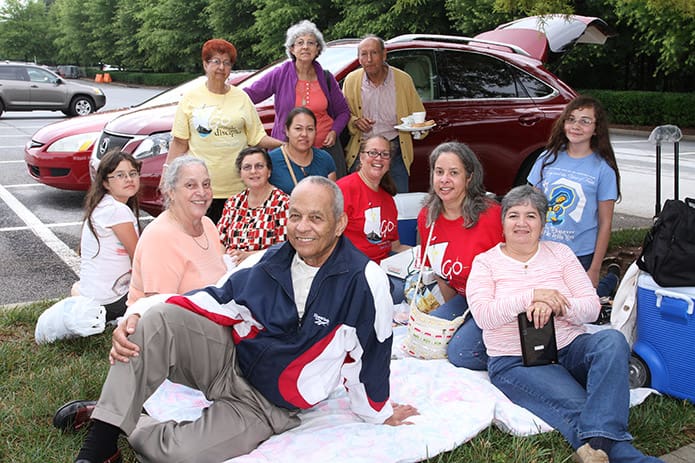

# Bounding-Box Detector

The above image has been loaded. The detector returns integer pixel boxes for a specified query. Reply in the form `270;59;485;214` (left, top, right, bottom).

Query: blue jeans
577;253;619;298
388;142;409;193
429;294;488;370
488;330;662;462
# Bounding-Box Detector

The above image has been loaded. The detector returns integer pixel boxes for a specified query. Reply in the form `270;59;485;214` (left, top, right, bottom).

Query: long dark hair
83;150;141;254
542;95;621;199
423;142;495;228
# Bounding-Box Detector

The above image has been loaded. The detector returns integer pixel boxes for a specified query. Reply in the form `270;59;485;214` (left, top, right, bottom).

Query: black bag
636;197;695;287
518;312;558;366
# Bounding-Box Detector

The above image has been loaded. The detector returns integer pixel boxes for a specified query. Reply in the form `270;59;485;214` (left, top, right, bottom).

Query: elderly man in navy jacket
72;176;418;463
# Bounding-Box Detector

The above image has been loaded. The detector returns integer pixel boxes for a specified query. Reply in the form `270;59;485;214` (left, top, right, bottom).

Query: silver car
0;62;106;117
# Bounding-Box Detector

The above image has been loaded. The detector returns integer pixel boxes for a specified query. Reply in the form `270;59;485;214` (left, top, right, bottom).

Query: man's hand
354;117;375;133
109;314;141;365
383;402;419;426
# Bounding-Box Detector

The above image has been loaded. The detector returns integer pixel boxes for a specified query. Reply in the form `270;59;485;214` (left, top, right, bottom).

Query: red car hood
32;110;124;143
475;14;616;62
104;103;177;134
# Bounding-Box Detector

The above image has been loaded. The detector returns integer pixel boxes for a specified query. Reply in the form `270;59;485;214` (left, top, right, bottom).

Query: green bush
106;71;198;87
580;89;695;128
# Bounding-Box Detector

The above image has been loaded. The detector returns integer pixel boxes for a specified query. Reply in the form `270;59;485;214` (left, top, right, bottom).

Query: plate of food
394;120;436;132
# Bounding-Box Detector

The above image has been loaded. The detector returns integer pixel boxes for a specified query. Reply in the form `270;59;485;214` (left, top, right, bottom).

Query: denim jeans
577;253;619;298
488;330;662;463
388;143;409;193
429;294;488;370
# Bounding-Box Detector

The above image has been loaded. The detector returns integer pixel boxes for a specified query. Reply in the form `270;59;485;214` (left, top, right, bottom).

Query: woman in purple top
243;20;351;178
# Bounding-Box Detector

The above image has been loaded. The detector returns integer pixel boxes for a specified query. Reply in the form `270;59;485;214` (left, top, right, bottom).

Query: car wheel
628;353;650;389
70;96;95;117
0;99;4;118
513;149;543;187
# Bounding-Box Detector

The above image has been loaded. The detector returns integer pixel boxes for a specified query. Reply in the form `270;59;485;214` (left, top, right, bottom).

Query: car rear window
439;50;518;99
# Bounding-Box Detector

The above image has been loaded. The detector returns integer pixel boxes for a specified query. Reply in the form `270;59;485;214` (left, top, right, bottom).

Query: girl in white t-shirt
71;150;142;321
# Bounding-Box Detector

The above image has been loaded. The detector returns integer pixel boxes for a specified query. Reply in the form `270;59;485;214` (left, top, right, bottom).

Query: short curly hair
201;39;237;65
284;20;327;60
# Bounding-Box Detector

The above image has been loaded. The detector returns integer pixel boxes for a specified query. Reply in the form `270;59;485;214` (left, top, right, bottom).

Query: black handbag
636;198;695;287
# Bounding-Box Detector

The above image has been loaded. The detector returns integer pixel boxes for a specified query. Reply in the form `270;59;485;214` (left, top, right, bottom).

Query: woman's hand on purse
526;302;553;329
532;288;568;315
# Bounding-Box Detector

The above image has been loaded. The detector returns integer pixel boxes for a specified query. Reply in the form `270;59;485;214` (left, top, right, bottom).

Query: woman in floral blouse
217;147;290;264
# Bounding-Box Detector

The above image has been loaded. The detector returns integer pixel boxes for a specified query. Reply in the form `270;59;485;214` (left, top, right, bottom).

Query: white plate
394;123;436;132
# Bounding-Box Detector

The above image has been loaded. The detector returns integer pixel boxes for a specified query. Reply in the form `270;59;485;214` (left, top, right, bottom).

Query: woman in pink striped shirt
467;185;661;463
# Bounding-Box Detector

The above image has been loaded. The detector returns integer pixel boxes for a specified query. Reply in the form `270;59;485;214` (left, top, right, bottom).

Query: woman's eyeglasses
107;170;140;181
207;58;233;68
361;150;392;159
293;40;317;48
565;116;595;127
241;163;267;172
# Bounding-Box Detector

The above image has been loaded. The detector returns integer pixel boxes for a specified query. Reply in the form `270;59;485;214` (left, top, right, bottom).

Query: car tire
628;353;650;389
69;96;95;117
0;99;4;118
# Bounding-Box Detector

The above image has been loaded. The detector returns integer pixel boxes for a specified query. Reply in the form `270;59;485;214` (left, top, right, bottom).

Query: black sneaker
606;263;621;278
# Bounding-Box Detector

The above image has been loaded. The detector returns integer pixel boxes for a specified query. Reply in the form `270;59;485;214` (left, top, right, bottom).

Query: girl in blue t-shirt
528;95;621;298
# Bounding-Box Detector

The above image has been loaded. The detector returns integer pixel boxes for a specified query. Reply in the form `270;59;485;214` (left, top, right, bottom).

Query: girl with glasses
71;150;142;322
217;147;290;264
528;95;622;299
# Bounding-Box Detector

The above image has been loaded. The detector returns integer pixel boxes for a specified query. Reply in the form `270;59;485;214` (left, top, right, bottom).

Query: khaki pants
91;303;300;463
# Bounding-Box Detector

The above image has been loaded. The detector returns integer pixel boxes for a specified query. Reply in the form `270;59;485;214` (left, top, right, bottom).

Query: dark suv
0;62;105;117
91;16;613;215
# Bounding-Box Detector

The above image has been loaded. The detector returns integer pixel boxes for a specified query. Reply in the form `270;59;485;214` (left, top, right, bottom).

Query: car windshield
136;76;207;109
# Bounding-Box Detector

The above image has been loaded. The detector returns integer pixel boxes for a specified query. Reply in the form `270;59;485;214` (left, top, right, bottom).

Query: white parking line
0;160;26;164
4;183;42;188
0;184;80;276
0;221;82;232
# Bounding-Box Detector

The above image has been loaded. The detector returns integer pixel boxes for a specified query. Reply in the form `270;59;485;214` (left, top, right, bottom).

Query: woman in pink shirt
467;185;660;463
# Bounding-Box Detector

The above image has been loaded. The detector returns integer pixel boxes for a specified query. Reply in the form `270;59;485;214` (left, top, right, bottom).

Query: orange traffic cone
103;73;112;83
95;73;103;83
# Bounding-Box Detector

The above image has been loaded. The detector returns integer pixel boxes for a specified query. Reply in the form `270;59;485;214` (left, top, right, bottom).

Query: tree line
0;0;692;91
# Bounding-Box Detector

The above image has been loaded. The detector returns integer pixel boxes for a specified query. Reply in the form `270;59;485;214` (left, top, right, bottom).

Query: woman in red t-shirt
418;142;503;370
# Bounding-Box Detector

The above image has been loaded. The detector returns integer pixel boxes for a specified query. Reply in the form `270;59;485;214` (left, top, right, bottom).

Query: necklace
192;232;210;250
283;144;312;177
169;210;210;250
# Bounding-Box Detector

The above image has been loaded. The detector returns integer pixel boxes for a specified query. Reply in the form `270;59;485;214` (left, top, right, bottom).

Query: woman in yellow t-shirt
164;38;282;223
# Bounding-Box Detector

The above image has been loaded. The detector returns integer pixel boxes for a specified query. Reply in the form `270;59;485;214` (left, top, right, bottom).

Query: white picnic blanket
143;328;655;463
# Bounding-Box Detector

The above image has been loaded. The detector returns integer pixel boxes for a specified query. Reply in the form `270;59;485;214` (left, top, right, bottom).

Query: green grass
2;300;693;462
609;227;650;249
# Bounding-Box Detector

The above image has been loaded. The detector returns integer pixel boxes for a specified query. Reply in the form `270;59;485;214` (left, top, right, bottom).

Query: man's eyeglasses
107;170;140;181
565;116;595;127
207;58;233;68
241;163;267;172
361;150;392;160
293;40;317;48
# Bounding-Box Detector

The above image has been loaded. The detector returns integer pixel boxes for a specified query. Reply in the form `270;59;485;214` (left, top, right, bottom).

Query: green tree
135;0;212;72
613;0;695;85
51;0;97;64
0;0;56;63
331;0;449;39
204;0;259;69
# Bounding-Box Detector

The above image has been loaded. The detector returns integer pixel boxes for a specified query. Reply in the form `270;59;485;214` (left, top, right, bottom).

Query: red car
24;72;252;191
91;15;614;215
